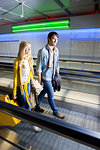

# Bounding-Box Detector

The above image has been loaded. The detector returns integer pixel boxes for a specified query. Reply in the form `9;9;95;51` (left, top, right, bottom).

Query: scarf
48;48;56;76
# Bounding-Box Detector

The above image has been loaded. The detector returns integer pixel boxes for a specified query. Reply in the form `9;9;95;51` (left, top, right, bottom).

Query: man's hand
56;70;59;74
38;72;42;85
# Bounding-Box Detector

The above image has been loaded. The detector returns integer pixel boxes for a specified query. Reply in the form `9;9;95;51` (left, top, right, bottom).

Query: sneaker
34;105;44;113
53;112;65;119
32;126;42;133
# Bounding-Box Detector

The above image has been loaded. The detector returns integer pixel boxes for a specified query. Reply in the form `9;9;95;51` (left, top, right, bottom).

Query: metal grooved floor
6;100;100;150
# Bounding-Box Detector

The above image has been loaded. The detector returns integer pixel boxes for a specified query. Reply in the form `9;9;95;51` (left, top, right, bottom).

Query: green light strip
13;22;68;30
12;20;69;29
13;25;69;33
12;20;70;32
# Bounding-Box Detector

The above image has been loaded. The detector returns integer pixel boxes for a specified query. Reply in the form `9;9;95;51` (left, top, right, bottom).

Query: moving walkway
0;58;100;149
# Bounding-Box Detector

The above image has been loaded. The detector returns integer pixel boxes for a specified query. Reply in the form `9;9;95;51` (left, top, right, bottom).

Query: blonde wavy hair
18;41;34;92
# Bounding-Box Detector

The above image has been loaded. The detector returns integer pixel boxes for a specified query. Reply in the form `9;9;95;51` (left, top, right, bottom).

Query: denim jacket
36;44;59;81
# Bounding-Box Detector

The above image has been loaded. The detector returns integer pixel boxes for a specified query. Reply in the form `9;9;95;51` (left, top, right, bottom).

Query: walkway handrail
60;68;100;74
0;100;100;149
59;59;100;64
0;62;100;78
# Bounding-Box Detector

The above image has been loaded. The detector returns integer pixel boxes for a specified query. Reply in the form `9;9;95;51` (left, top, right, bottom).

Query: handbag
31;79;43;95
30;79;43;108
0;95;21;126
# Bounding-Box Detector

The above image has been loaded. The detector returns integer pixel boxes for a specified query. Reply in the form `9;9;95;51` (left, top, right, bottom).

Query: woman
13;41;41;132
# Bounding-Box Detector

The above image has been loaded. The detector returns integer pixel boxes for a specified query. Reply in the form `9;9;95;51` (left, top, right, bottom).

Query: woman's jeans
17;83;31;110
38;80;58;114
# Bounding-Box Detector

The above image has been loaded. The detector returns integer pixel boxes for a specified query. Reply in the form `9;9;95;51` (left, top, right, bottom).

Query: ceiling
0;0;100;25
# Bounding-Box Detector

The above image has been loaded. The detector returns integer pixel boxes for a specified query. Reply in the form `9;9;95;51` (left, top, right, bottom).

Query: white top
22;59;30;83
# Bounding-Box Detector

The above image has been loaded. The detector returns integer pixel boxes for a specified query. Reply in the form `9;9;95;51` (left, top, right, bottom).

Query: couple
13;31;65;132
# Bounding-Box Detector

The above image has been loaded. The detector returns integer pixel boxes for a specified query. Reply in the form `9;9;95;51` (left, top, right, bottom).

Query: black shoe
34;105;44;113
53;112;65;119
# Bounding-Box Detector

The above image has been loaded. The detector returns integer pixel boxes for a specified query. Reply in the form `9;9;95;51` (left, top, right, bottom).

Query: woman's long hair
17;41;34;92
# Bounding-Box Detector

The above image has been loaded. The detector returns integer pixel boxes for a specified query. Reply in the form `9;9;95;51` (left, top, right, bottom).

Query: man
35;31;65;119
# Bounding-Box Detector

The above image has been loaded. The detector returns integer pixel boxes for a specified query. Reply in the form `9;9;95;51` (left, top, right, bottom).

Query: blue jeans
37;80;58;114
17;83;31;110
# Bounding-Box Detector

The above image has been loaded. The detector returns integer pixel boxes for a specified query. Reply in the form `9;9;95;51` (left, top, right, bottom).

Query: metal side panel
0;138;20;150
0;129;36;150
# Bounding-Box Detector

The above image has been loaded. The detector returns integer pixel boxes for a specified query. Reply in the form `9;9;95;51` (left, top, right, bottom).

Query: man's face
48;35;58;47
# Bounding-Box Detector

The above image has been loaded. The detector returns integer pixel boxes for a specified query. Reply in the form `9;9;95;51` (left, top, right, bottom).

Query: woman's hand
12;95;17;100
20;85;23;95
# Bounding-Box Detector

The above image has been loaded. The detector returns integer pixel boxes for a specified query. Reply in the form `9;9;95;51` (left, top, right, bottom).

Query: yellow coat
13;58;33;96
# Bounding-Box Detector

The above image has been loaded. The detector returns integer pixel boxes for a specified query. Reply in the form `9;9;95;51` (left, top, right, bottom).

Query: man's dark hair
48;31;59;39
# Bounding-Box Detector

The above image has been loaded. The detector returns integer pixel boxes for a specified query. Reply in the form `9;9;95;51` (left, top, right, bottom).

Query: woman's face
25;45;31;55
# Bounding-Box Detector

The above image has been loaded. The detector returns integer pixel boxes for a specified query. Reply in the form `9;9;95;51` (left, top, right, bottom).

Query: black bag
52;73;61;92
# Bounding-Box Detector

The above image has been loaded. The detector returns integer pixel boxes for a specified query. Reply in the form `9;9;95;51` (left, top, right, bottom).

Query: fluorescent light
13;25;69;33
12;20;70;32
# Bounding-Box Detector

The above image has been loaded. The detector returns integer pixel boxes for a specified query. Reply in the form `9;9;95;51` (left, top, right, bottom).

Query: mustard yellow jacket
13;58;33;96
